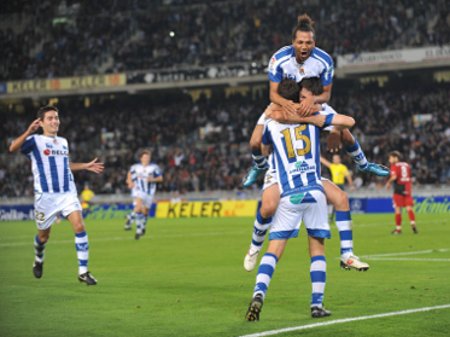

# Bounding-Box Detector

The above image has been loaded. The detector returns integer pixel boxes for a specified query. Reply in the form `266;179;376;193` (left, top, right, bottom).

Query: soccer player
127;149;163;240
245;79;356;321
242;14;388;187
320;154;354;222
244;78;369;273
385;151;418;234
8;105;104;285
80;183;95;216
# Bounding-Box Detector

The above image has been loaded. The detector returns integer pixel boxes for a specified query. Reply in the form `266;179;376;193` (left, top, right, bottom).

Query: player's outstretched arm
8;119;41;153
320;156;331;168
70;158;104;174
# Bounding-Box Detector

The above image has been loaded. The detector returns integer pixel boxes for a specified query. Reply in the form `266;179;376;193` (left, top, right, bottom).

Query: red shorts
393;194;414;207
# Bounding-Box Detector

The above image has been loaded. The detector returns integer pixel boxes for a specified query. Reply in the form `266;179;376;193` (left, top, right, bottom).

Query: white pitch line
360;248;449;258
238;304;450;337
362;257;450;262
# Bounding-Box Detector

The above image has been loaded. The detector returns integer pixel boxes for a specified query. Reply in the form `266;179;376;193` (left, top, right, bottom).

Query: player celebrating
245;79;356;321
385;151;418;234
244;78;369;273
127;150;163;240
9;105;104;285
243;14;388;187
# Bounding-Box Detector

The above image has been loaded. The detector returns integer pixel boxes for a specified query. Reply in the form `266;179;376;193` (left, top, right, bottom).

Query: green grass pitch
1;213;449;337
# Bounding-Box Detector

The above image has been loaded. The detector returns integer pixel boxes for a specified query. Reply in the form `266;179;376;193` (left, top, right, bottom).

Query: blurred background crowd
0;0;449;198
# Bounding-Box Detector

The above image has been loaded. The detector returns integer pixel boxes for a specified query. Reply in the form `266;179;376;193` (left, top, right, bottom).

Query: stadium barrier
1;197;448;221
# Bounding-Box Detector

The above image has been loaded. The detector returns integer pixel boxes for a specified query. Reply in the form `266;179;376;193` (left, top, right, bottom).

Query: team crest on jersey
268;57;276;72
298;66;305;75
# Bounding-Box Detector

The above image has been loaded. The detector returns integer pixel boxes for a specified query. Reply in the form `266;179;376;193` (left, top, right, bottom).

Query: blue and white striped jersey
21;134;76;194
130;163;162;196
268;46;334;86
263;115;332;197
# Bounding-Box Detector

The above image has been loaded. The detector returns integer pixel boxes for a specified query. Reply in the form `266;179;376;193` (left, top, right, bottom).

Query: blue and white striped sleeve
20;135;35;155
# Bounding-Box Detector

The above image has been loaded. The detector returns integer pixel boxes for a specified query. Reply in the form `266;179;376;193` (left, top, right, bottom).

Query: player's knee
341;129;355;146
38;233;49;244
249;138;262;151
260;200;277;218
332;190;350;211
73;222;86;233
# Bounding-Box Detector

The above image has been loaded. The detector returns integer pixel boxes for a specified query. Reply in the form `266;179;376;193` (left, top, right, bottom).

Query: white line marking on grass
361;248;449;258
363;257;450;262
238;304;450;337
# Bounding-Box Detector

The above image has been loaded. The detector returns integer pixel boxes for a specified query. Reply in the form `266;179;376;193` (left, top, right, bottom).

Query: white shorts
34;192;82;230
262;166;277;191
135;191;154;209
269;189;330;240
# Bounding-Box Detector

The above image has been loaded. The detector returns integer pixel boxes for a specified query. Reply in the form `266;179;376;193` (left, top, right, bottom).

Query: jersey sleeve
20;135;36;155
153;165;162;177
268;55;284;83
320;67;334;86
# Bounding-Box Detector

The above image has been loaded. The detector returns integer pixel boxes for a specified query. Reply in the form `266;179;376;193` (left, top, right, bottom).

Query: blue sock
252;149;268;169
34;235;45;263
250;209;272;252
310;255;326;308
253;253;278;300
345;139;368;169
75;231;89;275
335;211;353;255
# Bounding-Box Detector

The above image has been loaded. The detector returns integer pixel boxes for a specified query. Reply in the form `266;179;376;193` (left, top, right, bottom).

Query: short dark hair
278;79;301;102
299;77;323;96
37;105;59;120
389;151;402;160
292;14;315;40
139;149;152;158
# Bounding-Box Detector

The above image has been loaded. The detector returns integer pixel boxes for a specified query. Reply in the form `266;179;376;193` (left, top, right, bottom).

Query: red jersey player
385;151;418;234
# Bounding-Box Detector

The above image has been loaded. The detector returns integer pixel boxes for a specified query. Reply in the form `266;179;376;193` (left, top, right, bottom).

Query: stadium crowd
1;0;449;81
1;82;449;198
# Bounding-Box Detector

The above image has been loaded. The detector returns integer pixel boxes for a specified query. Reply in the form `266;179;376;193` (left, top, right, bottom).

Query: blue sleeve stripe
313;47;334;67
274;46;293;60
20;136;35;155
323;114;334;128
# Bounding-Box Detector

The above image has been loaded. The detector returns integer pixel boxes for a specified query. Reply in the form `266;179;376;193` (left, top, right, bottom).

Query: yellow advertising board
155;200;258;218
6;73;126;94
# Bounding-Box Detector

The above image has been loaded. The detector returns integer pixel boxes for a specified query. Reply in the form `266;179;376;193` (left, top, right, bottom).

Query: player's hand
27;119;41;134
327;130;342;153
85;158;104;174
298;96;315;117
282;100;300;116
385;182;391;190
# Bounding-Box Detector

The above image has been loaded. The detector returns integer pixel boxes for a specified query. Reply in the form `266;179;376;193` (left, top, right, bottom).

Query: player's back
21;134;76;194
268;45;334;85
391;162;412;194
264;119;323;197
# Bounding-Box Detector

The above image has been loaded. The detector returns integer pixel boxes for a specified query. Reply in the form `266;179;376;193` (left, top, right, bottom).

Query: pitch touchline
238;304;450;337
